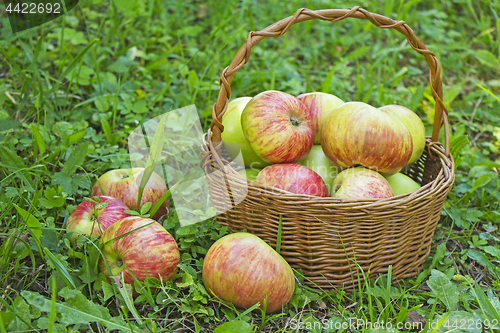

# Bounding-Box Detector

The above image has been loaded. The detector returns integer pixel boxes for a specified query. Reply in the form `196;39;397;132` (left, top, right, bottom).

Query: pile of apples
222;90;426;198
66;168;180;288
66;169;295;314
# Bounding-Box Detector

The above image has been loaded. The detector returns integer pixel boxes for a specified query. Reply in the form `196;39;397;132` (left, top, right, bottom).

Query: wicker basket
200;7;455;290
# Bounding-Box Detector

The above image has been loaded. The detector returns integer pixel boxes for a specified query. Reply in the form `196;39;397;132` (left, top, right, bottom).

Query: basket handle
208;7;450;157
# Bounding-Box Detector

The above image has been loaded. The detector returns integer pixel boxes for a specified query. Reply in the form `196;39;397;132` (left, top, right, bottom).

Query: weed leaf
472;173;495;192
13;204;42;241
21;288;137;331
449;135;469;169
484;246;500;259
0;146;25;170
467;249;498;276
427;269;458;311
6;296;31;331
30;125;46;156
61;142;89;174
473;283;500;321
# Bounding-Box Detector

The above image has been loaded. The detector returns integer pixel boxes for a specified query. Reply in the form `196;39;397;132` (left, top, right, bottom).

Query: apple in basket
241;90;314;164
297;92;344;144
202;233;295;314
91;168;168;220
379;104;426;165
298;145;340;195
321;102;413;176
257;163;329;197
66;196;133;242
331;167;393;199
384;172;421;196
221;97;270;169
99;216;180;285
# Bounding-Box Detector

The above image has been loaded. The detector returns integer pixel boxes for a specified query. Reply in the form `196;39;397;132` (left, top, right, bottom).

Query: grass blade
477;83;500;103
136;111;170;210
48;276;57;333
44;248;77;289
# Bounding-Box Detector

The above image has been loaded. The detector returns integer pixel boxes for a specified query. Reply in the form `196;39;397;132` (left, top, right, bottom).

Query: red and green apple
379;104;426;165
331;167;393;199
241;90;314;164
66;196;132;241
297;92;344;144
202;232;295;314
257;163;328;197
98;216;180;285
321;102;413;176
91;168;168;220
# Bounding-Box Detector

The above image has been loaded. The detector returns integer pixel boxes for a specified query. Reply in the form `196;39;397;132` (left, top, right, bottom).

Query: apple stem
289;116;301;127
116;260;123;267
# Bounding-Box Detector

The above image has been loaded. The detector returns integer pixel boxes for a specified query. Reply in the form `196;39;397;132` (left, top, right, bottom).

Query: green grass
1;0;500;331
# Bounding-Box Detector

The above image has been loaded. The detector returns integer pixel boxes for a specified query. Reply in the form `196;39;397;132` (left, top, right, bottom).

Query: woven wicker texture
200;7;455;290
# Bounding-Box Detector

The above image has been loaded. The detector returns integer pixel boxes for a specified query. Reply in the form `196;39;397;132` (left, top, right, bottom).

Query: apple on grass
66;196;133;241
221;97;270;169
379;104;426;165
331;167;393;199
298;145;339;195
384;172;421;196
99;216;180;286
203;233;295;314
91;168;168;220
297;92;345;144
257;163;329;197
241;90;314;164
321;102;413;176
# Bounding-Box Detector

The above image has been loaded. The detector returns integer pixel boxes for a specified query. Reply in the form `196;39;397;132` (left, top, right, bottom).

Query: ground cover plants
1;0;500;331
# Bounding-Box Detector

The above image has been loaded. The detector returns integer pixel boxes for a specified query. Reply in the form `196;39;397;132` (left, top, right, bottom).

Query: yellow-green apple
384;172;421;196
298;145;339;195
257;163;328;197
237;168;260;181
379;105;426;165
241;90;314;164
91;168;168;220
331;167;393;199
66;196;133;241
221;97;269;169
321;102;413;176
99;216;180;285
202;232;295;314
297;92;344;144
